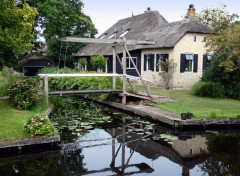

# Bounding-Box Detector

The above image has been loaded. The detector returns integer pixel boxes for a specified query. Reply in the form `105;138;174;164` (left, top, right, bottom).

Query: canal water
0;97;240;176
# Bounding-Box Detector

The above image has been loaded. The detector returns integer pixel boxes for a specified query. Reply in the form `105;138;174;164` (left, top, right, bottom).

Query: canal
0;97;240;176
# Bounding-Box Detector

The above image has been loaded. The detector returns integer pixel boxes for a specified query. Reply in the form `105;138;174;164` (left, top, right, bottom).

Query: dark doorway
24;67;43;76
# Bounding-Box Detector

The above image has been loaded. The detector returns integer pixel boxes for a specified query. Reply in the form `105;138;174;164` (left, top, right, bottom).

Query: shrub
90;55;106;72
8;78;38;109
24;114;54;137
0;67;18;96
192;81;225;98
231;83;240;100
38;67;123;101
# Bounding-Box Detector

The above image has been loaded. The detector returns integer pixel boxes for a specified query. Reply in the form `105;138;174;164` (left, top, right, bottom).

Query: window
180;54;198;73
189;149;194;155
126;57;137;69
105;57;109;73
144;54;154;71
185;54;193;72
194;36;197;42
203;37;207;42
107;31;118;39
119;29;130;38
156;54;169;72
100;33;107;39
203;54;212;70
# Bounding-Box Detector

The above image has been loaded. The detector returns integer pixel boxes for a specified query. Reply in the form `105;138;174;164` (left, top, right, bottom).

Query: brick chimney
187;4;196;18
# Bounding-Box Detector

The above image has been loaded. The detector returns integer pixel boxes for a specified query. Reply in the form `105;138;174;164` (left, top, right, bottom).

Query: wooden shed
14;52;53;76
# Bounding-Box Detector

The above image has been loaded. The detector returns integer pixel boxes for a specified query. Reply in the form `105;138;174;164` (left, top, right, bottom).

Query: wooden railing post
133;80;136;93
44;75;49;104
147;81;151;94
122;40;127;105
112;45;116;89
39;77;43;95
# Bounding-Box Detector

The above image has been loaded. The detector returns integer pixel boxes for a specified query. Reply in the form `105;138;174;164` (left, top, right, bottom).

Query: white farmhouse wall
140;33;209;89
141;48;174;88
172;33;208;89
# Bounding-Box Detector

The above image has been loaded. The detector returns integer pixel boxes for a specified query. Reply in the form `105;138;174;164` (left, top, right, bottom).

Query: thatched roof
75;10;211;57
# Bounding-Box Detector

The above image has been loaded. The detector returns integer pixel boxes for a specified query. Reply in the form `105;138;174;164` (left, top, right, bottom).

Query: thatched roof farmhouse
75;5;211;89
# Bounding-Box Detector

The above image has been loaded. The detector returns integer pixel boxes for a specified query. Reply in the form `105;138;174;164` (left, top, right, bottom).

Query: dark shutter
144;54;147;71
156;54;160;71
203;55;208;70
150;54;154;71
180;54;186;73
193;54;198;73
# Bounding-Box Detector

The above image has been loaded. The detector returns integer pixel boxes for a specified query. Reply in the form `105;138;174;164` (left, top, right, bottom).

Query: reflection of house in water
105;128;208;172
172;136;208;158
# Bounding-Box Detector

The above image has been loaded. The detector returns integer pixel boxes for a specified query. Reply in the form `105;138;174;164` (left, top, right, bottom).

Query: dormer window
108;31;118;39
100;33;107;39
119;29;130;38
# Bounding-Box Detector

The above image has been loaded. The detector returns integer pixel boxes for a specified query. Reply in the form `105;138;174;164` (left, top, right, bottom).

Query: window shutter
202;55;208;70
150;54;154;71
156;54;160;72
180;54;186;73
144;54;147;71
163;54;169;62
193;54;198;73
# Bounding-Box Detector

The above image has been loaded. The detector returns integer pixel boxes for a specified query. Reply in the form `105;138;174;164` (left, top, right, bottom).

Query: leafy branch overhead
0;0;38;67
28;0;98;67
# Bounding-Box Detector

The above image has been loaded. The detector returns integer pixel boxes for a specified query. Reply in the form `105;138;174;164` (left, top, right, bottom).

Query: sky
82;0;240;37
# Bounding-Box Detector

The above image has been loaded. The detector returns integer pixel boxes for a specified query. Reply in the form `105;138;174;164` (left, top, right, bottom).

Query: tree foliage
0;0;37;68
90;55;106;72
28;0;98;67
199;6;240;99
197;5;239;30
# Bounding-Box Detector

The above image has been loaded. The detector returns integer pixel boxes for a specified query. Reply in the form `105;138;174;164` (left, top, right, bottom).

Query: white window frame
156;53;168;72
78;58;87;71
206;54;212;68
146;55;152;71
126;57;137;69
184;54;194;73
119;30;129;38
105;57;108;73
100;34;107;39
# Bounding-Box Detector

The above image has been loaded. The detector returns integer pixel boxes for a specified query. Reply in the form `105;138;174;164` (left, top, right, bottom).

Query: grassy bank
0;100;36;139
0;99;49;139
137;86;240;119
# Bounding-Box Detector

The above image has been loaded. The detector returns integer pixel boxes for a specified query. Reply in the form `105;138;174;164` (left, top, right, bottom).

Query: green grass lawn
0;100;39;139
137;86;240;119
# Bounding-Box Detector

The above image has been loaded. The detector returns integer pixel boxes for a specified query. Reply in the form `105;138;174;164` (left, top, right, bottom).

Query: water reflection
0;98;240;175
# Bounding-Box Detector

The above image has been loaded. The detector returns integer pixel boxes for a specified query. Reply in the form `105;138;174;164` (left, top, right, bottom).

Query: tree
197;5;239;30
0;0;37;68
201;9;240;98
158;59;177;90
28;0;97;67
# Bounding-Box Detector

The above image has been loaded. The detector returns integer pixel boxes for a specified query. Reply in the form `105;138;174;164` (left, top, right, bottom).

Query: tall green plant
90;55;106;72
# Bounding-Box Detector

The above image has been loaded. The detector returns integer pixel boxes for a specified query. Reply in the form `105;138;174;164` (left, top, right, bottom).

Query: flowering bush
8;78;38;110
24;114;54;137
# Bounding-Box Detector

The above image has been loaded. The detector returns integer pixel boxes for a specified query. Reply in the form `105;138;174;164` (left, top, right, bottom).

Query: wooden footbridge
39;37;156;104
